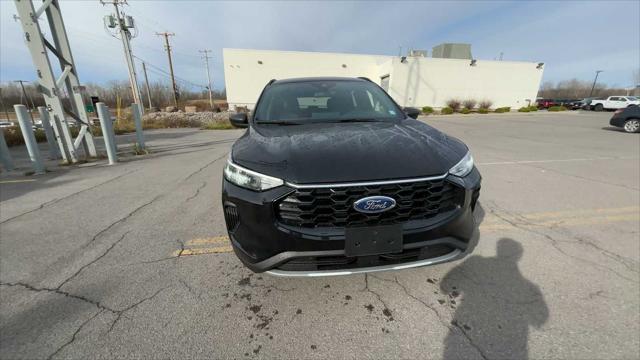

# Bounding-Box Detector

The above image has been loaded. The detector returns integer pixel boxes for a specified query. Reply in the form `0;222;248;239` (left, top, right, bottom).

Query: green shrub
461;108;471;114
548;106;567;112
528;106;538;112
462;99;477;110
440;107;454;115
494;107;511;113
479;100;493;109
518;107;531;113
421;106;434;114
478;108;490;114
2;127;48;147
445;99;462;112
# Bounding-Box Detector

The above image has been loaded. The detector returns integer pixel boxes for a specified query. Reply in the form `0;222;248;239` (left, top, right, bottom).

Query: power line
132;54;207;89
144;66;204;90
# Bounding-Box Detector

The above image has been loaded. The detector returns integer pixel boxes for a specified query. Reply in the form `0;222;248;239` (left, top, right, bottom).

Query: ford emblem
353;196;396;214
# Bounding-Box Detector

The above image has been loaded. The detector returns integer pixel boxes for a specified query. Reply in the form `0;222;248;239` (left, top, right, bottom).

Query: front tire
623;119;640;133
594;104;604;112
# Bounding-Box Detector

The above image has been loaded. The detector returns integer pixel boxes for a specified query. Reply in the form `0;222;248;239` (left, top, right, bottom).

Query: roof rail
357;77;373;82
266;79;277;86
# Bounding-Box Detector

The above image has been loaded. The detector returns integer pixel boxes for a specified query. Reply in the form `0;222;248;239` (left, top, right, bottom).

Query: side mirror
229;112;248;128
403;107;420;119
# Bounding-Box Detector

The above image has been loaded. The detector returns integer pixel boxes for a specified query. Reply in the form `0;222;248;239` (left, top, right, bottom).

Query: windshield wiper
334;118;384;123
255;121;303;126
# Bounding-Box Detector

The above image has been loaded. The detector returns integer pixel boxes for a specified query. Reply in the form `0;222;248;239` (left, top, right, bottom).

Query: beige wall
223;48;543;109
223;48;389;108
386;57;543;108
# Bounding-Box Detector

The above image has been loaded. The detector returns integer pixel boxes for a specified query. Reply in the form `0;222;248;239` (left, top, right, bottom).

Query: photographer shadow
440;206;549;359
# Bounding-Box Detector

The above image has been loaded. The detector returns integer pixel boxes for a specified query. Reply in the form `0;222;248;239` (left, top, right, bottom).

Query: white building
223;48;544;110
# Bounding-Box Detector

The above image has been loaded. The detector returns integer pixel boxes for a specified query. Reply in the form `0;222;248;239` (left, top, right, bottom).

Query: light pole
589;70;603;97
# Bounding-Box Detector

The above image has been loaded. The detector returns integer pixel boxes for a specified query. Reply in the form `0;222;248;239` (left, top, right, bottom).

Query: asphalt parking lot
1;111;638;359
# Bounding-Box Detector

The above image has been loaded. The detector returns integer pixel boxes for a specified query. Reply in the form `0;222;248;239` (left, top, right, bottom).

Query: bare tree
538;78;628;99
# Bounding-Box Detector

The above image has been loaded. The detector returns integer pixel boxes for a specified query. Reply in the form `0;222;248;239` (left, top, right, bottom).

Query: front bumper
610;115;626;127
221;168;481;275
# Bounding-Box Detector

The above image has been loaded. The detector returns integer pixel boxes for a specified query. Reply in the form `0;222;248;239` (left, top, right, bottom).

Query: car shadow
439;204;549;358
600;126;626;133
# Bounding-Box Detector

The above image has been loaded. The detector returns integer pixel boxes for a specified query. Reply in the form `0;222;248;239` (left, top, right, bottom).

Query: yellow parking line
185;236;229;246
176;246;233;256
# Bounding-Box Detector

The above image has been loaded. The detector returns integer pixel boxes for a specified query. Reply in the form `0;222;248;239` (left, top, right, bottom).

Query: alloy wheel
624;119;640;133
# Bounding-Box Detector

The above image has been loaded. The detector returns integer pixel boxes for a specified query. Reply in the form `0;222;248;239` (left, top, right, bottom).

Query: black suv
222;77;481;276
610;105;640;133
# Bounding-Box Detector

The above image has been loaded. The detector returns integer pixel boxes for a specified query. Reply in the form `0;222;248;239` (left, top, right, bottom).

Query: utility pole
589;70;604;97
141;61;153;109
14;80;35;123
156;32;178;107
199;49;214;110
0;88;10;121
102;0;143;112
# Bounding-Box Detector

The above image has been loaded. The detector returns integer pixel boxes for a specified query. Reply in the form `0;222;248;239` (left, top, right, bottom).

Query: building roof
272;77;369;84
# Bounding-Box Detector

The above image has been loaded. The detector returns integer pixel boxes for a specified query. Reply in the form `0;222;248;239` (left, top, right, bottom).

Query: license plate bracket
345;224;403;257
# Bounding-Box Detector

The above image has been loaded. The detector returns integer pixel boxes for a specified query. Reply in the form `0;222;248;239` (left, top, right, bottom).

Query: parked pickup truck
590;96;639;111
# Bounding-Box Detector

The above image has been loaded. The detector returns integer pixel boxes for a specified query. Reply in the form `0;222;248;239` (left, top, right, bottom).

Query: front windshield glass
626;96;638;101
253;80;403;123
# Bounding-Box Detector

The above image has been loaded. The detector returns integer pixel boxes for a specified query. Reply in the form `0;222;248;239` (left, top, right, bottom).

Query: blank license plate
344;224;403;257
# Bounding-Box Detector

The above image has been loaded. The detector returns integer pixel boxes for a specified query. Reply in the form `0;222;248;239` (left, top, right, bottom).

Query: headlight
449;151;474;177
224;158;284;191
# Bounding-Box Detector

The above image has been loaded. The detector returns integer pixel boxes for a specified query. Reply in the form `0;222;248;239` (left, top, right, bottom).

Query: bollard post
131;103;145;150
38;106;61;160
96;102;117;165
14;104;45;174
0;127;15;171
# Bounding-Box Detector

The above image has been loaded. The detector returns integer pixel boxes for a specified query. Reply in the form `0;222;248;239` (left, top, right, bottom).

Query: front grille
277;178;463;228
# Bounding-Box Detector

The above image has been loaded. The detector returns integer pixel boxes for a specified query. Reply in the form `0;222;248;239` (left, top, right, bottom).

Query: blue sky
1;0;638;91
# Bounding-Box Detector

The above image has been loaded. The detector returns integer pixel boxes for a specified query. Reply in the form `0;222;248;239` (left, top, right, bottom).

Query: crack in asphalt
58;231;131;290
107;287;168;333
486;201;637;283
178;278;201;300
175;238;186;257
0;282;116;313
128;238;186;265
185;181;207;202
82;194;163;249
46;309;104;360
2;281;170;342
182;152;228;182
369;274;489;360
359;273;392;317
0;169;138;225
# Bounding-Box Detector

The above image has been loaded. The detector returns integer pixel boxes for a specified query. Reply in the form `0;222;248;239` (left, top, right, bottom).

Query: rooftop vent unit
432;43;472;60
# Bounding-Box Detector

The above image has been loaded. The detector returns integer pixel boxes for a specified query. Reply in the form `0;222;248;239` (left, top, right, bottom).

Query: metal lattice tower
13;0;97;163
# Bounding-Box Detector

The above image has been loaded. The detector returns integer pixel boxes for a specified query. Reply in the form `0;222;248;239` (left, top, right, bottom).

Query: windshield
626;96;638;101
253;80;403;124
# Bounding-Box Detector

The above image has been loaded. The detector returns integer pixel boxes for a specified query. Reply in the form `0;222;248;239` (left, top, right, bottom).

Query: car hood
231;119;468;184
